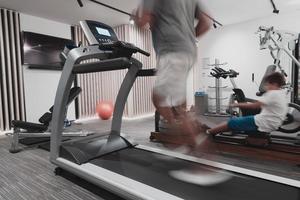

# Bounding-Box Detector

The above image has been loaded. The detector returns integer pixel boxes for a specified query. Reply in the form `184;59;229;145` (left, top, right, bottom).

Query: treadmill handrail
50;45;142;161
136;68;156;77
73;57;131;74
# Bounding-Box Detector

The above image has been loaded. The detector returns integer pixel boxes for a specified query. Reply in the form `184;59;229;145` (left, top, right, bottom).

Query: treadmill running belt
90;148;299;200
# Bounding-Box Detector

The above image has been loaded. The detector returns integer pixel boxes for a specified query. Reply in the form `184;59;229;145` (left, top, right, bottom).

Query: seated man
206;72;288;135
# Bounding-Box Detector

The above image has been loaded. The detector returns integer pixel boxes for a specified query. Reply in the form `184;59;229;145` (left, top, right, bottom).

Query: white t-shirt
254;90;288;132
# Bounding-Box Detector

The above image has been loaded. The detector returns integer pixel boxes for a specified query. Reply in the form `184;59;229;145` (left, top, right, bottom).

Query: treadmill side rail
54;158;184;200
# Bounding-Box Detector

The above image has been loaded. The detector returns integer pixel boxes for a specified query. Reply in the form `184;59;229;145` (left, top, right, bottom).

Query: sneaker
169;168;232;186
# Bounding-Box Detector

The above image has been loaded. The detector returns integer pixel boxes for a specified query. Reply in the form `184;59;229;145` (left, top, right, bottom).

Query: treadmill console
79;20;150;58
80;20;118;45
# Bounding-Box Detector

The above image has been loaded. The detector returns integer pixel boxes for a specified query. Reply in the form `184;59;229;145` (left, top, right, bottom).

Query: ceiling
0;0;300;27
201;0;300;25
0;0;141;26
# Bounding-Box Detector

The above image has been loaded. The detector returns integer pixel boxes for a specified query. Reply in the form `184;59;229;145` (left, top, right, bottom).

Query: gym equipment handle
100;41;150;57
137;48;150;57
137;68;156;77
73;57;131;74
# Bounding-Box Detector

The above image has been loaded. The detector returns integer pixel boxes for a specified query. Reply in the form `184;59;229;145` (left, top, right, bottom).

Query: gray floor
0;116;299;200
0;135;125;200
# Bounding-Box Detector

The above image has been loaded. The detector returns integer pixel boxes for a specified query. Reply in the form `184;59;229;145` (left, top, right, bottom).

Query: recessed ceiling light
129;19;135;25
129;16;135;25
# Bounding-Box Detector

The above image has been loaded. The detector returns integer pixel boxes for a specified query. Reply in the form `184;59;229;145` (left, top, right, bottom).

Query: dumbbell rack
205;59;231;117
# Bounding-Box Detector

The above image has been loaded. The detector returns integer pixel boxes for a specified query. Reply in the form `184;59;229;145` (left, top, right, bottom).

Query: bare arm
133;7;153;28
231;101;263;110
195;12;211;37
134;11;153;27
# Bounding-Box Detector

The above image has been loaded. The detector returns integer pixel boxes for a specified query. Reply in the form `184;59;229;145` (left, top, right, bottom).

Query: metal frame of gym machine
50;20;300;200
204;59;231;117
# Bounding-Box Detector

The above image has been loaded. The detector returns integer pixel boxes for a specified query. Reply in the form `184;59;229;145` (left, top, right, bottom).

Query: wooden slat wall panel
125;25;156;117
73;24;156;119
0;9;5;130
0;8;25;131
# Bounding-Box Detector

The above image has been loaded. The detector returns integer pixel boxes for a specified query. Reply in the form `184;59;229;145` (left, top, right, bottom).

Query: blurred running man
134;0;232;186
134;0;211;147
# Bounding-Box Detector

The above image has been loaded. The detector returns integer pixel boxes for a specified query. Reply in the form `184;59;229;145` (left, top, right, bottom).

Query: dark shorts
228;116;258;132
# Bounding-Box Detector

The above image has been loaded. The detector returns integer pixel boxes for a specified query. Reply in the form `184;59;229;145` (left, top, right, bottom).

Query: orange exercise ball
96;101;114;120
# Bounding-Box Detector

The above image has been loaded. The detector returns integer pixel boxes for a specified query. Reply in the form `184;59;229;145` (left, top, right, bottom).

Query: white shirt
254;90;288;133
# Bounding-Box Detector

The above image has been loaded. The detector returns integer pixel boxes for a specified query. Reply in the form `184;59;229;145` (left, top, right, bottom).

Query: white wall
188;11;300;108
20;13;75;122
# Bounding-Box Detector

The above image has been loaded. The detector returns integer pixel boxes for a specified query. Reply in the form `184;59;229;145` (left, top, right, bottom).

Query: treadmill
50;20;300;200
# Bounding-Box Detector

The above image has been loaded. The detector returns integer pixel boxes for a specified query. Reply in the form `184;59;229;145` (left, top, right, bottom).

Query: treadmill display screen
96;27;111;37
85;21;118;44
